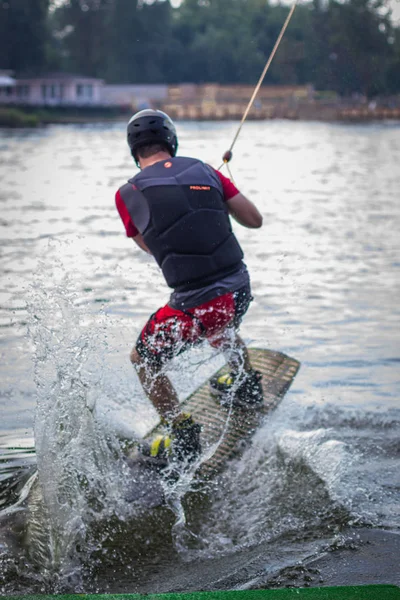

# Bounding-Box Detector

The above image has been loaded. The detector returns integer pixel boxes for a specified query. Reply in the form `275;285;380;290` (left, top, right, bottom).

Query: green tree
0;0;50;72
385;26;400;94
51;0;113;77
311;0;394;95
172;0;269;83
106;0;176;83
6;0;399;94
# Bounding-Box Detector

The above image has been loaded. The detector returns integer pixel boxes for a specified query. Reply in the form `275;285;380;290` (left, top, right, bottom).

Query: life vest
118;157;244;292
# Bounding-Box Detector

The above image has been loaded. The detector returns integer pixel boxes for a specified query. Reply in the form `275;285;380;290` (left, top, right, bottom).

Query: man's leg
205;287;263;407
130;347;180;421
208;331;263;407
130;306;202;463
220;332;252;375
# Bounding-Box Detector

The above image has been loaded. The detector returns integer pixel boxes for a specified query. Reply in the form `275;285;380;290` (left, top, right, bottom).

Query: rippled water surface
0;120;399;593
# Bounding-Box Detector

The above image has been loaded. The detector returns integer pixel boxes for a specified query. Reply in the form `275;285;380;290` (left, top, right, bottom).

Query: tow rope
219;0;299;178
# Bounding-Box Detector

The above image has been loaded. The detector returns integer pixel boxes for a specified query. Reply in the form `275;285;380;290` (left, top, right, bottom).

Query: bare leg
130;348;180;422
228;333;252;372
210;331;263;407
219;331;252;375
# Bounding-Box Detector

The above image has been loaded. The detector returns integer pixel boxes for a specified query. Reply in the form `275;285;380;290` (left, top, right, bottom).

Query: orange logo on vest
164;161;172;168
190;185;211;190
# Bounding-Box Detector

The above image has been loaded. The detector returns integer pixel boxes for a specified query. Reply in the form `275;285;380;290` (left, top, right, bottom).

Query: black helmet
127;109;178;166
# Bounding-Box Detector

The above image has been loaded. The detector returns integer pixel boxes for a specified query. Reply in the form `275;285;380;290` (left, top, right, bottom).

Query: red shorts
135;286;252;367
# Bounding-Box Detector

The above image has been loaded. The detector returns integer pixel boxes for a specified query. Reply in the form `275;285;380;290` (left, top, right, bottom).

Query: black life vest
118;157;244;292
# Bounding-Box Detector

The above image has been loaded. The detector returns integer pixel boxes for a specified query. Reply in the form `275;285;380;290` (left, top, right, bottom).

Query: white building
0;70;16;102
0;73;170;109
0;73;104;106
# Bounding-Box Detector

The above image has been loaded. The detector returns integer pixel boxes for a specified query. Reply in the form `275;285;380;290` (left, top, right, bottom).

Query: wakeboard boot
137;434;171;471
171;412;202;464
139;413;202;471
209;368;263;409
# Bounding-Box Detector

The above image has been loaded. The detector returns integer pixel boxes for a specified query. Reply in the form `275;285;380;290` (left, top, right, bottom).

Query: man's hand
133;234;152;254
226;193;263;228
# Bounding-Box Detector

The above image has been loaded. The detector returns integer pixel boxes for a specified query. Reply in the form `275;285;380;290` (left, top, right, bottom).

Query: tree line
1;0;400;97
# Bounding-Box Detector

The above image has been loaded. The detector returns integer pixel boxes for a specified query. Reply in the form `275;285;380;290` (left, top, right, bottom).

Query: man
116;109;263;466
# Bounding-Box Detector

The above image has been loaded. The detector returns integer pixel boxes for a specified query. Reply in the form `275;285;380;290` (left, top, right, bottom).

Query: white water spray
27;266;137;587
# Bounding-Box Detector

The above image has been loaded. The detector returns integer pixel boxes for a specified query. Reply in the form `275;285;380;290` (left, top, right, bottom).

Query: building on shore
1;72;399;120
0;70;17;102
0;73;104;106
162;83;315;120
0;75;315;115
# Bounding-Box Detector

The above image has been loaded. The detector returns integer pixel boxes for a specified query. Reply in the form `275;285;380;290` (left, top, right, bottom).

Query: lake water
0;120;399;593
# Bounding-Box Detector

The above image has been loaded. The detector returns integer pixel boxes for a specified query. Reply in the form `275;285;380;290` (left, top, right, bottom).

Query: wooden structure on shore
160;84;400;121
338;107;400;121
162;83;313;120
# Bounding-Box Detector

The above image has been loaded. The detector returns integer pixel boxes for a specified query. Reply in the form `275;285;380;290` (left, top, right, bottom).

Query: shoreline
2;115;400;128
1;105;400;128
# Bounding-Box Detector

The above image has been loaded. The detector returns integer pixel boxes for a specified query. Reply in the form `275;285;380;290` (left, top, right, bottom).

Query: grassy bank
0;107;39;128
12;104;131;124
0;104;132;127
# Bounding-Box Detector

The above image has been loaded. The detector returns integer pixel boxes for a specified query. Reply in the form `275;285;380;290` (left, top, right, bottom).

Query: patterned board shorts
135;285;253;368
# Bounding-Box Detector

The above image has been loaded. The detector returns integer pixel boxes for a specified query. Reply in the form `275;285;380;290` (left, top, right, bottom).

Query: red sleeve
212;168;240;201
115;188;139;238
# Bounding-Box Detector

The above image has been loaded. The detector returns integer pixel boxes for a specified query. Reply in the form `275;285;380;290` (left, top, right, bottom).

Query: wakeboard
125;348;300;508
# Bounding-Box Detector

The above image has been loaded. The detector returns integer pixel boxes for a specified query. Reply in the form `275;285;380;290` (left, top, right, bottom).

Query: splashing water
25;255;237;586
154;326;252;554
27;268;139;588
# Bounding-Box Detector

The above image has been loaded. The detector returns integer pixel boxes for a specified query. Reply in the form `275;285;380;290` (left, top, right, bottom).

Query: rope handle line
219;0;299;172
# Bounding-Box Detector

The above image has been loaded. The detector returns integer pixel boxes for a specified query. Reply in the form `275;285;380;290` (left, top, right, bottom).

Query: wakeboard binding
209;368;264;409
138;413;202;473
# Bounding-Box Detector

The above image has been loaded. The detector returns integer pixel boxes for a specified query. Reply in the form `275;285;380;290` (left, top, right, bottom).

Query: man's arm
115;190;152;254
212;168;263;229
226;193;263;229
133;233;152;254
